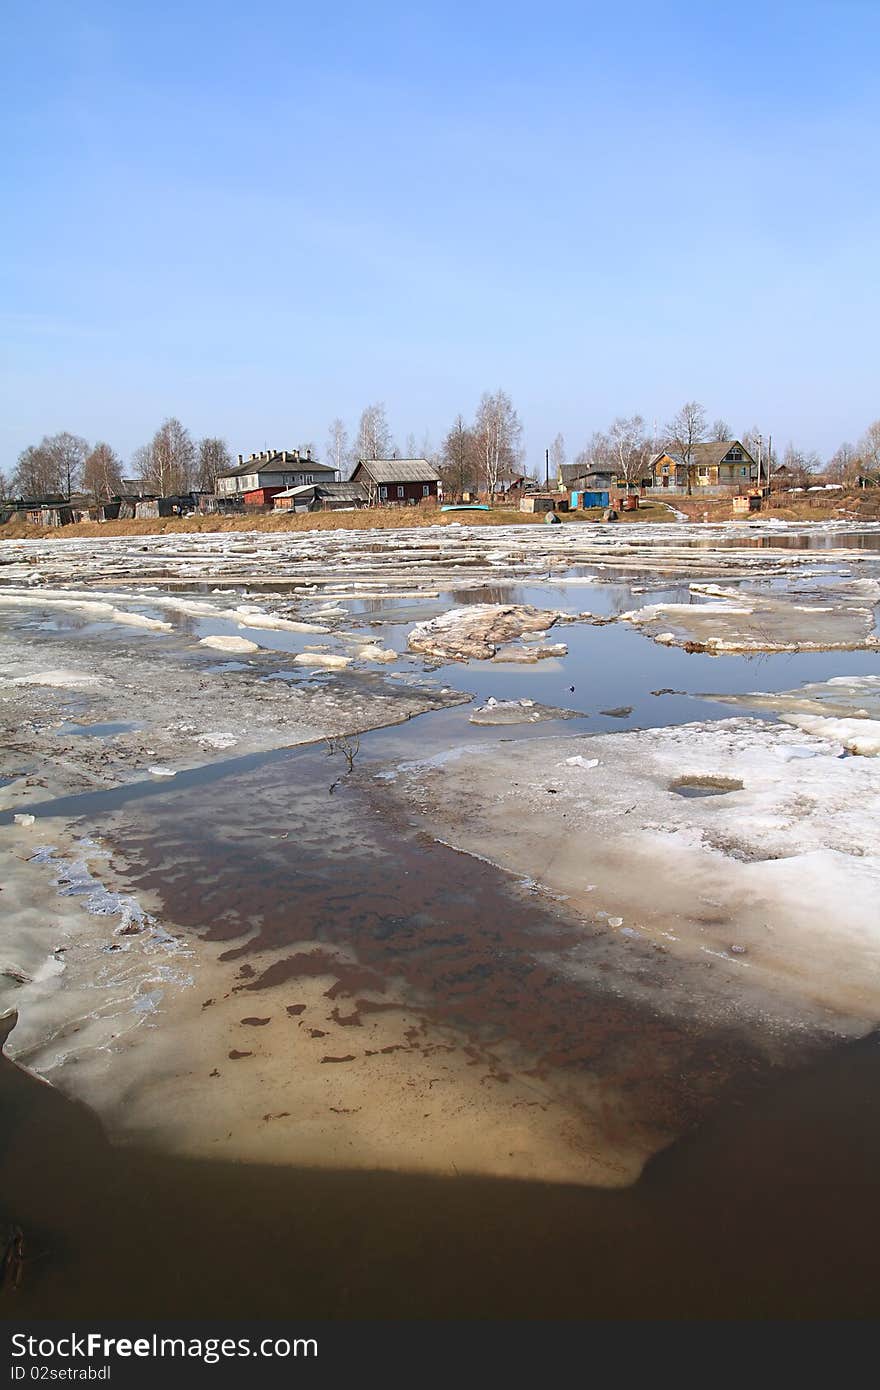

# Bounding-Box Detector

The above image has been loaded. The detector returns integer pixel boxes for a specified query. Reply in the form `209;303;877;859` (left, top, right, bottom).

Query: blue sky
2;0;879;473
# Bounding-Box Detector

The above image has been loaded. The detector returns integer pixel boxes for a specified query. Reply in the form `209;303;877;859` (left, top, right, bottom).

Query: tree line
2;421;233;502
4;400;878;503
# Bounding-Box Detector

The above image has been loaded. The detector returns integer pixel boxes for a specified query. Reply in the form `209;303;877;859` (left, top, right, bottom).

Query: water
57;721;141;738
3;532;880;1318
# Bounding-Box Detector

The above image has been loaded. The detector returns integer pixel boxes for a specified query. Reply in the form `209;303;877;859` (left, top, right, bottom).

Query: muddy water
4;1005;880;1318
2;732;871;1317
104;745;783;1122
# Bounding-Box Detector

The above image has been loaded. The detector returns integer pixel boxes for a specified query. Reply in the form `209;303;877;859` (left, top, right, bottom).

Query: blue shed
573;490;609;509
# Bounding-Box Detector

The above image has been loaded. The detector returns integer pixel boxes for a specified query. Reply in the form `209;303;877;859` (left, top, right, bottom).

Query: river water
2;528;880;1318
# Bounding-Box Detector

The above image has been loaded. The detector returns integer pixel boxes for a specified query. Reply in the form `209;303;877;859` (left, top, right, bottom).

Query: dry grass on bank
0;506;541;542
2;491;876;542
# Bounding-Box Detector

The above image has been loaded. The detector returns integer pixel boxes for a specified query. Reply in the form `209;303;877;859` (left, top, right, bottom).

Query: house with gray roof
216;449;337;505
349;458;441;506
649;440;759;494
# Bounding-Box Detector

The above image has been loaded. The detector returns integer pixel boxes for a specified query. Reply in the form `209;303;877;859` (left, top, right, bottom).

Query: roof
651;440;754;470
218;451;335;480
351;458;441;484
690;440;754;468
275;482;368;501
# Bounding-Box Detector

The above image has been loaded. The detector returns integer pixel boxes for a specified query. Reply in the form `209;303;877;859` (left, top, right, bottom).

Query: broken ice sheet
701;675;880;755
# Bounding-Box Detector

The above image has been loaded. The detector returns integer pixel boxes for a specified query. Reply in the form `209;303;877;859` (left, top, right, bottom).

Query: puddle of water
57;721;141;739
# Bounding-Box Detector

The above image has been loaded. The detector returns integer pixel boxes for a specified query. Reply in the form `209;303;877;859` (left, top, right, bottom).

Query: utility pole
545;448;549;490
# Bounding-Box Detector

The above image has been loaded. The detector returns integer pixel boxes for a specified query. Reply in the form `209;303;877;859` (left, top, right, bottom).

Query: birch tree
326;419;349;478
550;433;566;486
607;415;648;490
355;402;394;461
665;401;707;495
474;390;522;496
136;418;195;495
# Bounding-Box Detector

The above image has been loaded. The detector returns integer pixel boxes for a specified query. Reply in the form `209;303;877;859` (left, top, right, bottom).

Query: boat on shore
441;503;490;512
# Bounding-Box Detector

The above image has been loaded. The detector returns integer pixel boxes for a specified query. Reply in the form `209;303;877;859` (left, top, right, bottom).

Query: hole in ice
670;776;744;799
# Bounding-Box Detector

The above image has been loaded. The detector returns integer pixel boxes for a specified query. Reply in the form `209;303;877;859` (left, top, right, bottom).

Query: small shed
571;490;610;510
274;482;369;512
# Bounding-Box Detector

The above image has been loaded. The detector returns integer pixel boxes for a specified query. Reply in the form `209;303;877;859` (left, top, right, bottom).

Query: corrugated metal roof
351;458;441;484
275;482;368;500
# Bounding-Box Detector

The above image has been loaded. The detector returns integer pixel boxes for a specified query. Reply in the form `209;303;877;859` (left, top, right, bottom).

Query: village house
216;449;337;507
349;458;441;506
648;440;759;494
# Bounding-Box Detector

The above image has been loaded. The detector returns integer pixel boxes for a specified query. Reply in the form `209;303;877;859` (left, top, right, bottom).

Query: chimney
237;454;243;465
306;447;311;461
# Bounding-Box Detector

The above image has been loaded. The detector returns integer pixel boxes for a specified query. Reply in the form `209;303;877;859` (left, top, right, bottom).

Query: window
397;485;404;498
422;484;430;497
379;485;388;500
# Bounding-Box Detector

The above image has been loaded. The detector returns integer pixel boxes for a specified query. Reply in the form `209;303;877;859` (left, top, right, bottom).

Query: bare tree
858;419;880;474
550;433;566;486
12;433;88;498
607;415;648;491
83;442;124;500
0;469;10;501
574;429;613;474
665;401;707;495
325;419;349;478
48;432;89;497
474;390;522;496
136;417;195;495
710;418;731;442
440;414;479;497
824;442;856;484
12;443;59;497
195;437;232;492
355;402;394;461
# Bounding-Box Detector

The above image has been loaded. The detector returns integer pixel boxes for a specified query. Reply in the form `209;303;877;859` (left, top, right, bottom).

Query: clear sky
2;0;878;473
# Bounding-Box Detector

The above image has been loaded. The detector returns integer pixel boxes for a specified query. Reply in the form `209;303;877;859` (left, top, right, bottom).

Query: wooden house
349;458;441;506
649;440;758;494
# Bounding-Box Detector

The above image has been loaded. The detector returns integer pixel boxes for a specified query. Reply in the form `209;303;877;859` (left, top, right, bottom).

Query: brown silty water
4;733;880;1319
22;736;821;1188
